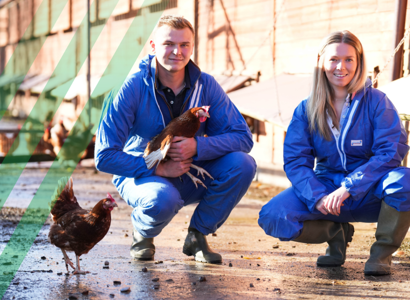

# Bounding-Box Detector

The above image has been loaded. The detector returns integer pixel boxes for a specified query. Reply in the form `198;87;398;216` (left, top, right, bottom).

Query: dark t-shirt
157;67;191;118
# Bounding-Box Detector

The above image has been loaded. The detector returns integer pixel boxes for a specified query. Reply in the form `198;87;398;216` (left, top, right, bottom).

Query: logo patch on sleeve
351;140;362;146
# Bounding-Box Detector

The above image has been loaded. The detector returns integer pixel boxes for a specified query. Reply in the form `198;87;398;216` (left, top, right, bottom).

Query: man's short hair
157;15;195;36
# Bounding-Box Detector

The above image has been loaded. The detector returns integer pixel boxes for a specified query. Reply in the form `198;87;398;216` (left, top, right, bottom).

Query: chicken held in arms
48;177;118;274
143;106;214;189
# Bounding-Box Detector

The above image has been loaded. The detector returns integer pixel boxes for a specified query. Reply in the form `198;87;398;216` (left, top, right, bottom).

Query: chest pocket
344;116;372;159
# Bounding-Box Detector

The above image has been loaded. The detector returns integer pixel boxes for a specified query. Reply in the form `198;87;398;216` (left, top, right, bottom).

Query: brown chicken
49;119;68;156
0;125;20;156
143;106;213;188
48;177;118;274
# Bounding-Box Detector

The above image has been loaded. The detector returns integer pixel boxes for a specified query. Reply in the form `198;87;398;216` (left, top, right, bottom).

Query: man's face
150;25;194;73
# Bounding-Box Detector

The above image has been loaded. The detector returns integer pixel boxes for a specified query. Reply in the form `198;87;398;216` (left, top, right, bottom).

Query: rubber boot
294;220;354;267
182;227;222;264
130;229;155;260
364;201;410;276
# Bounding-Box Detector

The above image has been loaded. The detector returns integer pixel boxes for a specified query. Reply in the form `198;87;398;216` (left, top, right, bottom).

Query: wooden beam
391;0;408;81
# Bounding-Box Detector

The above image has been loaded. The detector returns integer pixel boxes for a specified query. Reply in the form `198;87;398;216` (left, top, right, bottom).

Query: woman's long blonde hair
307;30;367;140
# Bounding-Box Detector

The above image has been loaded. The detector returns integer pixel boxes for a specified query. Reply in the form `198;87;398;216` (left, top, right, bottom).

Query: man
95;15;256;263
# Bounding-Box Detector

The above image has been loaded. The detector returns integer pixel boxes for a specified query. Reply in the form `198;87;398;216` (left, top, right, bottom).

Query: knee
258;196;283;228
258;189;300;239
225;152;257;181
138;186;184;220
379;167;410;194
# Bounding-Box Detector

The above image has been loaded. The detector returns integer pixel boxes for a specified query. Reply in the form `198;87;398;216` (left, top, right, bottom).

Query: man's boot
365;201;410;276
182;227;222;263
130;229;155;260
294;220;354;267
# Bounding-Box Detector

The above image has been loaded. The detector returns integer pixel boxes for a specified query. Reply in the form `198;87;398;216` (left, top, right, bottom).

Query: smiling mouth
334;74;348;78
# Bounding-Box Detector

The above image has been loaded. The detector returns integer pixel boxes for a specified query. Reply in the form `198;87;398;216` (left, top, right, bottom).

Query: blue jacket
284;79;409;212
95;54;253;188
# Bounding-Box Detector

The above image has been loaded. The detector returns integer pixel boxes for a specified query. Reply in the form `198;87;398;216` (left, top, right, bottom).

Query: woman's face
323;43;358;92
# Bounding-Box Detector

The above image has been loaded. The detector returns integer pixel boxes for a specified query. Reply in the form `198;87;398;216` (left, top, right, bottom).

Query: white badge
351;140;362;146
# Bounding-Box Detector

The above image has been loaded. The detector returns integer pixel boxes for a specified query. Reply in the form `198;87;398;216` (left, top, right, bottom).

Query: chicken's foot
72;255;90;275
186;172;207;189
190;164;214;180
61;249;75;273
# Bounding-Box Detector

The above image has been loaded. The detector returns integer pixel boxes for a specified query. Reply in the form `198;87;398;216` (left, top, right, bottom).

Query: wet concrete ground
2;163;410;299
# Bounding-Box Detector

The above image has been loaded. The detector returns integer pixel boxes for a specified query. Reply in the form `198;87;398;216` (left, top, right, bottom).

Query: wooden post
194;0;199;63
404;120;410;167
87;0;91;125
391;0;408;81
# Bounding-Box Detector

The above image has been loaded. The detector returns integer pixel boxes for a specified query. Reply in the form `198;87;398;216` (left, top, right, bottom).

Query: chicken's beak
112;201;118;208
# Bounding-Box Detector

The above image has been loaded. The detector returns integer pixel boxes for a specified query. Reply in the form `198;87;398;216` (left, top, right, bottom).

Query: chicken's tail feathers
49;177;74;210
143;141;171;169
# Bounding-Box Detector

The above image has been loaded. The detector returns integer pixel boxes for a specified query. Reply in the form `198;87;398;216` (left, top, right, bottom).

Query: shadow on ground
1;165;410;299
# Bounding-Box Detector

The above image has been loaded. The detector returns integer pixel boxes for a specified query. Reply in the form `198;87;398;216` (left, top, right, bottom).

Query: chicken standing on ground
48;177;118;274
143;106;213;188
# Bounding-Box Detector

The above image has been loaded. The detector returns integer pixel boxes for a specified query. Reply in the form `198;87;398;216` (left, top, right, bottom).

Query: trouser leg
259;185;356;267
176;152;256;235
119;176;184;238
171;152;256;263
118;176;184;259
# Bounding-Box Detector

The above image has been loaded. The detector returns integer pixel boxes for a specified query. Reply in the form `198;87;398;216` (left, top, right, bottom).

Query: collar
350;78;372;101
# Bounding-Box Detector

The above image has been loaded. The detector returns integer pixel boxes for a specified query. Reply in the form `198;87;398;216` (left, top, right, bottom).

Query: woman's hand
323;186;350;216
315;196;329;215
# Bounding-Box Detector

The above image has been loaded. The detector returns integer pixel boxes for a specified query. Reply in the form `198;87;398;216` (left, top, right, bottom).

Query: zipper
327;113;345;171
151;78;166;128
181;75;201;114
159;92;174;119
340;99;359;170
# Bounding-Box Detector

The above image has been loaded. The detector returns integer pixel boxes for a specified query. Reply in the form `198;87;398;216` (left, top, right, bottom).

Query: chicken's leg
72;255;89;275
190;164;214;180
186;172;207;189
61;249;75;272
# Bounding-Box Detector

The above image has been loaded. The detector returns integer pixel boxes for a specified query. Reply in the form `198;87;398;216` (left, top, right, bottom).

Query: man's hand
167;136;197;161
315;196;329;215
323;186;350;216
155;158;193;178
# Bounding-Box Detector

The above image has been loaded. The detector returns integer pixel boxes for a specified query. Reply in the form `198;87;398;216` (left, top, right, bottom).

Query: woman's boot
364;201;410;275
294;220;354;267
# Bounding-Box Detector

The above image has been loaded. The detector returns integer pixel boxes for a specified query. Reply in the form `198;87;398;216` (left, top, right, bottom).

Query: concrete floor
1;163;410;299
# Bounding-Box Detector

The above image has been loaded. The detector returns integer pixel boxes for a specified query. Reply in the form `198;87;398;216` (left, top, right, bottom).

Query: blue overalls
259;80;410;241
95;54;256;238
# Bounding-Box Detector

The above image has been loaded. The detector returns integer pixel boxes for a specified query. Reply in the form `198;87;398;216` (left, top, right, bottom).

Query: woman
258;30;410;276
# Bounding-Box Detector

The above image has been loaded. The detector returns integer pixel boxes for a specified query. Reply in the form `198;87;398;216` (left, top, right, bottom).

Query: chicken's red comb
107;193;116;202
